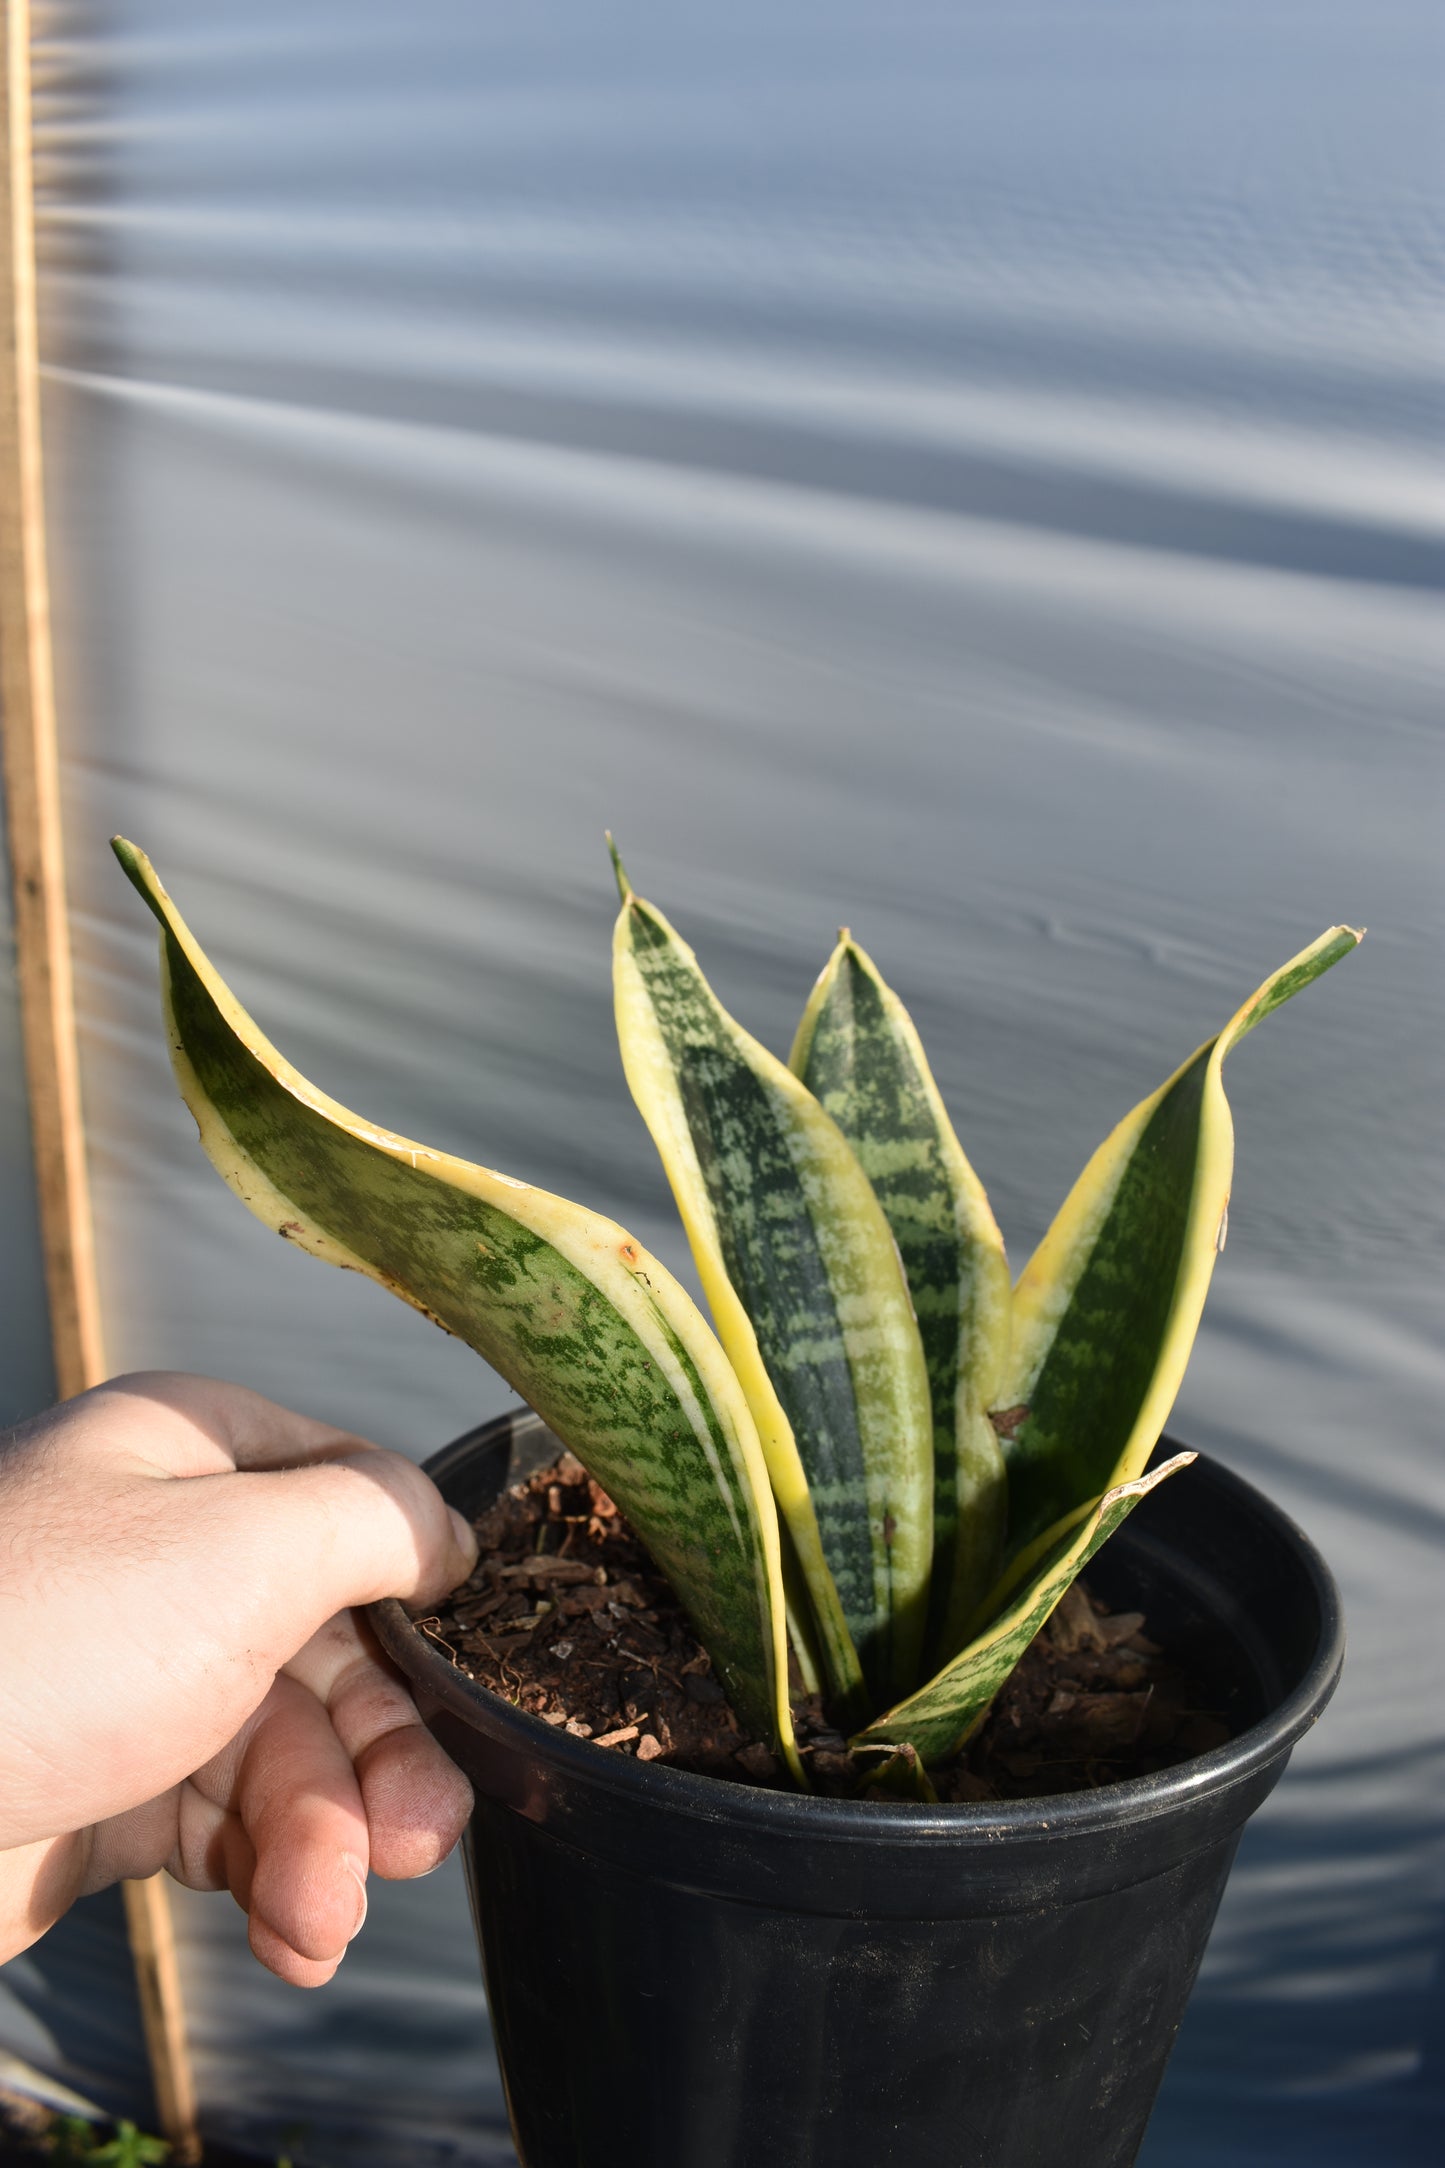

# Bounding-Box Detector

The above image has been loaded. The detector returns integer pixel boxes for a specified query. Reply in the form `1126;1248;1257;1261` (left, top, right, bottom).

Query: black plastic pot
371;1412;1343;2168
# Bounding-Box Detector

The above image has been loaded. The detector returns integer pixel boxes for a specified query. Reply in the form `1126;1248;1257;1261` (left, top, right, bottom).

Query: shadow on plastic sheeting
0;1888;153;2127
0;1876;519;2167
162;1862;518;2168
77;356;1445;599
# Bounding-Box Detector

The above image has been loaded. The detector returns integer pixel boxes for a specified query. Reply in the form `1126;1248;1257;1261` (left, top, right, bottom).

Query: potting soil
422;1456;1228;1800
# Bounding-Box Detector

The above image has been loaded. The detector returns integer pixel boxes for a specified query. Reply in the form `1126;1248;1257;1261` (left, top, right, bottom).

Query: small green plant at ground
115;836;1359;1789
48;2116;169;2166
42;2110;301;2167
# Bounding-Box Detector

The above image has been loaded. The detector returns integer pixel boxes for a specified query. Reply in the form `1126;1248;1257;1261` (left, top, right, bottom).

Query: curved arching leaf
611;855;933;1712
852;1452;1196;1768
112;837;799;1775
791;934;1012;1667
995;928;1363;1576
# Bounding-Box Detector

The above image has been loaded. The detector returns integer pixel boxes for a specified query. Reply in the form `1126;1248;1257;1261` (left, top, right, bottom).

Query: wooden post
0;5;201;2159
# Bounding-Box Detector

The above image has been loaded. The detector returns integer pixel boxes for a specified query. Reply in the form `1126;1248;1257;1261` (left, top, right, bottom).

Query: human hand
0;1372;478;1986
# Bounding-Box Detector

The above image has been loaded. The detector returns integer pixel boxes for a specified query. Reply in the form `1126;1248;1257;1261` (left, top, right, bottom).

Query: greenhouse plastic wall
1;3;1440;2162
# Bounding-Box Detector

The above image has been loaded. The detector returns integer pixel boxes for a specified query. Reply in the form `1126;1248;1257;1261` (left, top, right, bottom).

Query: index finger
284;1609;474;1880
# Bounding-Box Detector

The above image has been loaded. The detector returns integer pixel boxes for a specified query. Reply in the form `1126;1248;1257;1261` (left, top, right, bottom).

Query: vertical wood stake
0;5;201;2158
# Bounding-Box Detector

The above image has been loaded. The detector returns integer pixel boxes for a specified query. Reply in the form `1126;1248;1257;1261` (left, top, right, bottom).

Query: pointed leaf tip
606;833;634;902
111;836;168;924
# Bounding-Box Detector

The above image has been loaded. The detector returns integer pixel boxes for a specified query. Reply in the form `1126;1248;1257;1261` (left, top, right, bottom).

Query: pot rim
370;1424;1344;1849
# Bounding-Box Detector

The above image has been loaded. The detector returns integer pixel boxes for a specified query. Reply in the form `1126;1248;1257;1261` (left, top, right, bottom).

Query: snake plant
113;835;1360;1789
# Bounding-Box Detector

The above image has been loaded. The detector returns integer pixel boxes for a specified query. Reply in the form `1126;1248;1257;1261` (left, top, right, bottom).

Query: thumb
164;1448;477;1666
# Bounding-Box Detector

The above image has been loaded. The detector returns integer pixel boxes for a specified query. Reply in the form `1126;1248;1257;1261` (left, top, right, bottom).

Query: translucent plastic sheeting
2;2;1441;2160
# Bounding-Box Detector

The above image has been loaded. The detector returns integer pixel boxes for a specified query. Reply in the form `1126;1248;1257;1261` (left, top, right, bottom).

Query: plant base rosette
422;1440;1225;1802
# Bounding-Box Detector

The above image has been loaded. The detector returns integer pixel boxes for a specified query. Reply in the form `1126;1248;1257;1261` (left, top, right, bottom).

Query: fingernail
448;1506;479;1567
342;1852;369;1942
415;1838;461;1879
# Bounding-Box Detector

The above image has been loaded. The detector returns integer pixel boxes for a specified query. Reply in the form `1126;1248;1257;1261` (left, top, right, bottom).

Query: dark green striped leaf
996;928;1363;1574
612;862;934;1711
852;1453;1195;1767
113;837;798;1770
791;934;1012;1667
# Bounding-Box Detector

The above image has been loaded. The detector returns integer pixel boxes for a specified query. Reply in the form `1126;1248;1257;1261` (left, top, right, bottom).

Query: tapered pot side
371;1412;1344;2168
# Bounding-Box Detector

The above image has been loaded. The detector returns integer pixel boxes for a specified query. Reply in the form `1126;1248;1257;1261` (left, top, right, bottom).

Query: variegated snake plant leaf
611;848;932;1716
112;839;800;1778
989;925;1364;1597
790;932;1012;1672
